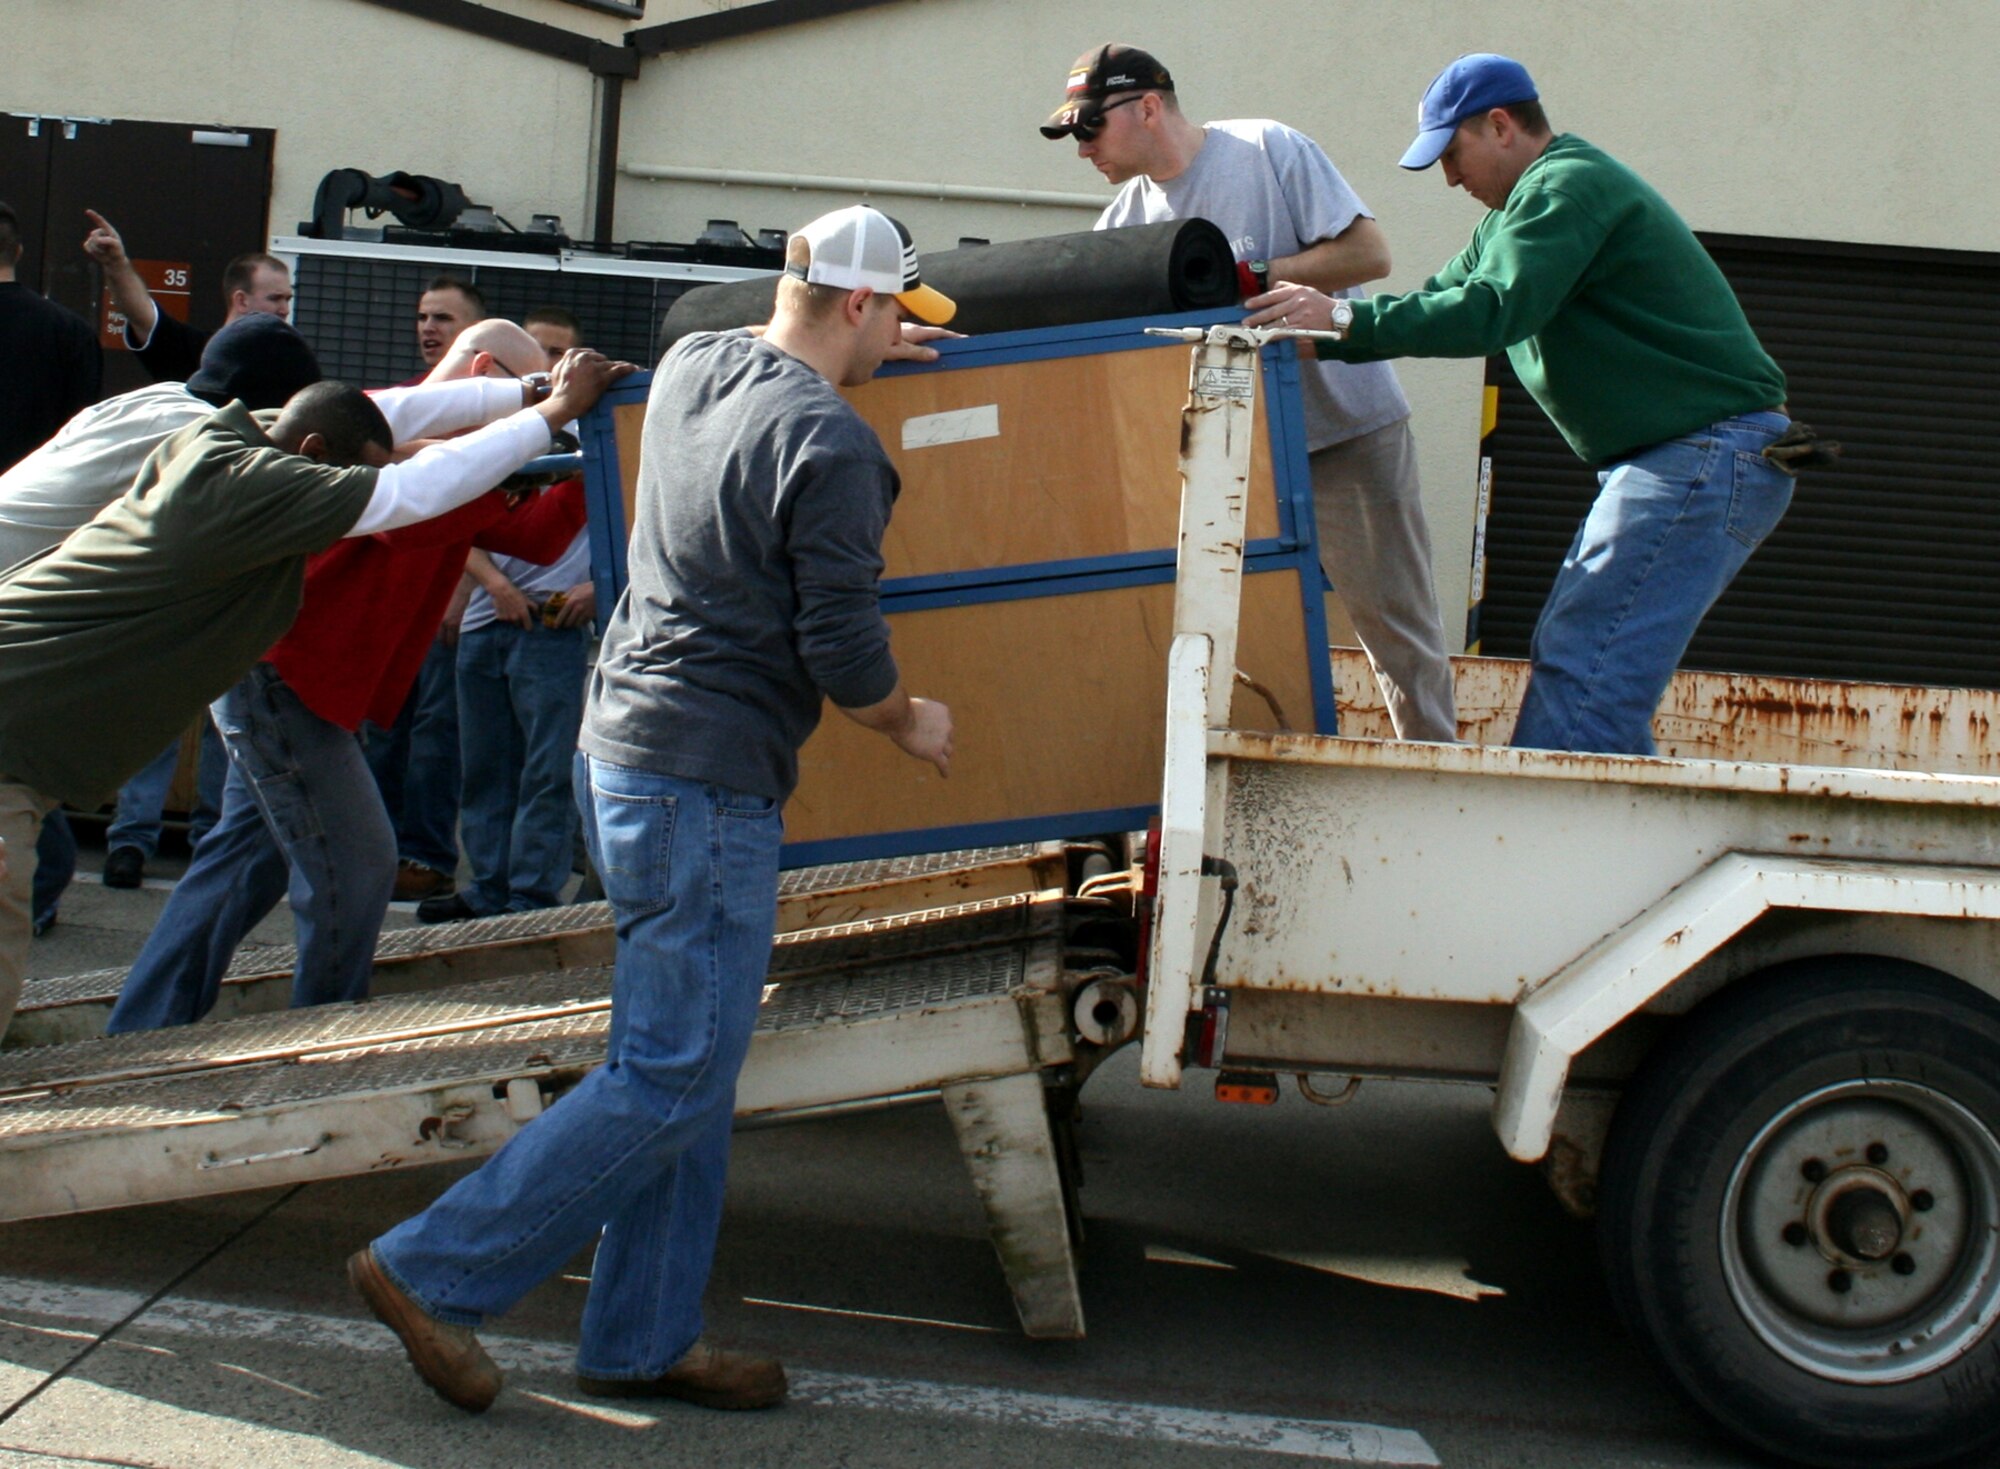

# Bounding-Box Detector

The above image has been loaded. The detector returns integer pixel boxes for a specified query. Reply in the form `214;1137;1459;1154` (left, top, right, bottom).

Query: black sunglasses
1070;93;1145;142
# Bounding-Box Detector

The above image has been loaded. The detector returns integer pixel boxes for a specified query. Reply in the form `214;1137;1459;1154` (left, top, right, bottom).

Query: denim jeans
1511;412;1793;756
107;664;396;1033
363;637;462;874
456;623;587;914
106;717;229;856
31;808;74;933
373;754;782;1377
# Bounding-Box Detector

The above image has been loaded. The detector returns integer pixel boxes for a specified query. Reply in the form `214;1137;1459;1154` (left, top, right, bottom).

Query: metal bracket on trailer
1496;853;2000;1163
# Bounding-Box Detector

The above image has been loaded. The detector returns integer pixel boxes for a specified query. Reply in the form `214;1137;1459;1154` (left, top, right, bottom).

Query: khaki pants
1310;420;1460;742
0;779;52;1042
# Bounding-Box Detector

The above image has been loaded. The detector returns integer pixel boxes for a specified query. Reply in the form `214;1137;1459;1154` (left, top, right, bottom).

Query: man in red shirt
107;341;632;1032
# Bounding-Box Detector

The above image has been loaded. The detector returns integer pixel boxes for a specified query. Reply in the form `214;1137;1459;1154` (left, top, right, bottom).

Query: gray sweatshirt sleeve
787;447;901;709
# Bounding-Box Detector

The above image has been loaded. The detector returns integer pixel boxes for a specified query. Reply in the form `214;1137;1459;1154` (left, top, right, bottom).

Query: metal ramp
6;844;1069;1049
0;869;1094;1338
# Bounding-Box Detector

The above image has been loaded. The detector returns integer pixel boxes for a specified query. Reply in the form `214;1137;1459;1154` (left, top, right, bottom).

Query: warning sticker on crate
901;404;1001;451
1194;366;1255;402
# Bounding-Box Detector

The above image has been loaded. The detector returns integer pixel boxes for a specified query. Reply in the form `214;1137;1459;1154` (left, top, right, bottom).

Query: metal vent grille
291;256;711;384
1477;234;2000;689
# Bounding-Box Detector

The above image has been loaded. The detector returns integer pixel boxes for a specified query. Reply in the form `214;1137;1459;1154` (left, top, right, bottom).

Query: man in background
372;274;497;902
414;277;485;375
421;305;595;923
0;200;101;476
523;305;580;364
83;208;292;384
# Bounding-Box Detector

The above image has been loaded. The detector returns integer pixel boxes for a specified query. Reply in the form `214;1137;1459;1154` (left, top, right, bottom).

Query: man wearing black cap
1041;44;1459;744
1252;54;1792;757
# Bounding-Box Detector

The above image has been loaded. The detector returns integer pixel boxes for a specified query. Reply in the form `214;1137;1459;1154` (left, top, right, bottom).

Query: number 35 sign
100;259;193;350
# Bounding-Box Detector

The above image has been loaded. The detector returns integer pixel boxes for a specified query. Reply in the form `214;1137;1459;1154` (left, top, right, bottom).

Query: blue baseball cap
1400;54;1539;170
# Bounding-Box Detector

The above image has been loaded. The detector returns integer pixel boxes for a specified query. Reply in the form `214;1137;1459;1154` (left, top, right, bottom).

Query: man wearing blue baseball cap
1247;54;1797;757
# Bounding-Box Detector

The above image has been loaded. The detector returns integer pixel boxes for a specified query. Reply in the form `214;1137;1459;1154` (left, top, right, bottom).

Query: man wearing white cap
350;204;956;1416
1250;54;1794;756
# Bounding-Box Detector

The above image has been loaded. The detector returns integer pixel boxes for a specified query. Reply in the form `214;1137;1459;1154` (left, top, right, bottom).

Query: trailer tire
1597;957;2000;1469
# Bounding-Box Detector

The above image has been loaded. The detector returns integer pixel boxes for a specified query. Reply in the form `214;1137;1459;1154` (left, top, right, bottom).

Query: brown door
4;113;275;397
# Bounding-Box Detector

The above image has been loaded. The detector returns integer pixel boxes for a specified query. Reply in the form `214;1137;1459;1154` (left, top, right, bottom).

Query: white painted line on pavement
1;1276;1441;1465
743;1295;1008;1334
794;1374;1443;1464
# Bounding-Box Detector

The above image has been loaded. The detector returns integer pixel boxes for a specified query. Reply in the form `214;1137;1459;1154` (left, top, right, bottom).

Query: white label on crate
901;404;1000;451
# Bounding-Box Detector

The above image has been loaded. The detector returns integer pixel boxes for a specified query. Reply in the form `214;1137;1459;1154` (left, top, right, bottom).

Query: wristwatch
522;371;553;403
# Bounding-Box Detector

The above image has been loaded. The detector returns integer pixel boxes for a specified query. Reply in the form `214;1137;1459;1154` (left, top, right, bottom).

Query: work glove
1761;422;1842;476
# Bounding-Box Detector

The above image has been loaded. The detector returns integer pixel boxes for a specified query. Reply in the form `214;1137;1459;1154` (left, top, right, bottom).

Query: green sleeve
1319;184;1610;363
1420;230;1482;294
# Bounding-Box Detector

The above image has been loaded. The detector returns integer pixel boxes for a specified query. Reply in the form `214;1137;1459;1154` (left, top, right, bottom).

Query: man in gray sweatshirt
351;204;956;1415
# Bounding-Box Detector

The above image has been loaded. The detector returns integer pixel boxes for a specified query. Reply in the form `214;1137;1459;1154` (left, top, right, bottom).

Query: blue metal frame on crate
780;805;1161;872
577;306;1322;611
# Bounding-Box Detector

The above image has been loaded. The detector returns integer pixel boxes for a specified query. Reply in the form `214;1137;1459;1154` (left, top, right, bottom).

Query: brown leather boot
347;1246;502;1413
577;1339;787;1410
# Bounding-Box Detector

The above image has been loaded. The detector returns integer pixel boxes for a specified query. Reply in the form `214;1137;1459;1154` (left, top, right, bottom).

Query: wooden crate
581;309;1333;863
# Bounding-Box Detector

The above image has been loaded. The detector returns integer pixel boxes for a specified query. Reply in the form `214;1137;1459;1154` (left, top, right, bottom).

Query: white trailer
1141;322;2000;1469
7;322;1999;1469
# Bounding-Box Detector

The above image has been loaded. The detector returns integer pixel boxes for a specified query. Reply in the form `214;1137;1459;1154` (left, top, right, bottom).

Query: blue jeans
373;755;782;1377
1511;412;1793;756
107;664;396;1033
363;637;462;874
31;808;74;933
106;718;229;856
456;623;587;914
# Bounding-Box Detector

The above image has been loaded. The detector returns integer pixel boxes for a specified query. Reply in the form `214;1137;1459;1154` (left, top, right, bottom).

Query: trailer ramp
6;844;1069;1049
0;879;1091;1337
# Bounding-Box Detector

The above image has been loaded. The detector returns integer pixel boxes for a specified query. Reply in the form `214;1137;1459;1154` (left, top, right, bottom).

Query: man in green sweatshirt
1247;53;1793;756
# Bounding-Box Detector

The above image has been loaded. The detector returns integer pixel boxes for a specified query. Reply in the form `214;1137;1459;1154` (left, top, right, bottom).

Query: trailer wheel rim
1721;1078;2000;1385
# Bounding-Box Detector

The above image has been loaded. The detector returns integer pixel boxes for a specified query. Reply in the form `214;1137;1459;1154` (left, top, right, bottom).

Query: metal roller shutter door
1477;234;2000;689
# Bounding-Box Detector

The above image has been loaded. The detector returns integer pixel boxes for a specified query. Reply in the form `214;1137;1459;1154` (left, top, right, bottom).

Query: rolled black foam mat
658;217;1236;357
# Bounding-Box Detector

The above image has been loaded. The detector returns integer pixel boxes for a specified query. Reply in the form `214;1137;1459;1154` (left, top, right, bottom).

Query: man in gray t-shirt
352;206;954;1418
1043;44;1458;742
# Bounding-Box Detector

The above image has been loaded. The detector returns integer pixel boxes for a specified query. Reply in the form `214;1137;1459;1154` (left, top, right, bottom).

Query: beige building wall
5;0;610;239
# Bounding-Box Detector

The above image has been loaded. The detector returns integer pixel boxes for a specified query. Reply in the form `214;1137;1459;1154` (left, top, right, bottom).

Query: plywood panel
786;570;1317;846
848;348;1284;579
613;398;646;537
603;346;1288;583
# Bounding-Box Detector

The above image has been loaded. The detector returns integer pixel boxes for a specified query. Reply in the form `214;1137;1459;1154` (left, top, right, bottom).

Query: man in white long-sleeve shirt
0;349;629;1040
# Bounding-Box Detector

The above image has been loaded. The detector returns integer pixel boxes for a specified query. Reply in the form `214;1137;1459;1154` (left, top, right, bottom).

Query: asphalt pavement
2;842;1768;1469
